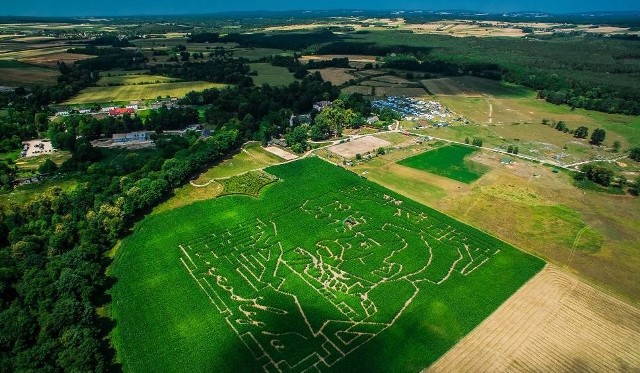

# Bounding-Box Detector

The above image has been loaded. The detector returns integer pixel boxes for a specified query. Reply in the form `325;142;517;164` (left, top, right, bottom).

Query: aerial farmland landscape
0;1;639;372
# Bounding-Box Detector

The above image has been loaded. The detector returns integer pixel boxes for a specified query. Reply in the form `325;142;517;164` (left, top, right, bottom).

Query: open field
341;85;373;95
96;74;179;86
423;76;530;98
0;46;75;60
0;61;59;86
352;148;640;303
398;144;490;184
111;157;543;372
427;265;640;372
249;63;297;86
154;143;284;214
375;86;427;97
232;47;291;60
64;81;226;104
309;68;356;86
328;136;391;158
20;52;93;67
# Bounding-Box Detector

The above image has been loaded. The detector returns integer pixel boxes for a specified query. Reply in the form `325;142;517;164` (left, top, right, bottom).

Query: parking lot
22;139;55;158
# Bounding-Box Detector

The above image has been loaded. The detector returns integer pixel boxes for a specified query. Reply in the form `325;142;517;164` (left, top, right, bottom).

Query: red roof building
109;108;135;116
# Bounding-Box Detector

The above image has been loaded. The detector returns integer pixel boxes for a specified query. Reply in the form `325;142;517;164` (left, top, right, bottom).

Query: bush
38;159;58;174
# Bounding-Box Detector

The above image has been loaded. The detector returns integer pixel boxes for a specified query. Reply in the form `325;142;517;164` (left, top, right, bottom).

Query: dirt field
263;146;298;160
21;52;93;67
427;265;640;372
328;136;391;158
0;66;59;86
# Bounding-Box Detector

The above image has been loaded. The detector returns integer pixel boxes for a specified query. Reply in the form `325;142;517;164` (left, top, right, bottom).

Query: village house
112;131;150;143
109;107;136;116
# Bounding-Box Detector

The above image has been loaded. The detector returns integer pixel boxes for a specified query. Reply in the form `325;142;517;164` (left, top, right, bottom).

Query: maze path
179;184;502;372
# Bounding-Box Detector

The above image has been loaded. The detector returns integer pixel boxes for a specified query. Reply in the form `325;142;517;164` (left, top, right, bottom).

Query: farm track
426;265;640;372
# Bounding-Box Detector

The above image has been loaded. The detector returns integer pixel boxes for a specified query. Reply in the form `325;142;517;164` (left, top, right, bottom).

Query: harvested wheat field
426;265;640;372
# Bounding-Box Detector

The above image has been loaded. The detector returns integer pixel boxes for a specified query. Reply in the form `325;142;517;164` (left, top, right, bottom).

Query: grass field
153;143;284;214
309;68;356;86
351;145;640;304
110;157;543;372
249;63;296;86
423;76;530;98
96;74;180;86
398;145;490;184
0;64;59;86
64;81;226;104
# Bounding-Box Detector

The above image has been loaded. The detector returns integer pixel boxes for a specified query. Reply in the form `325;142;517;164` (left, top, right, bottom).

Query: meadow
64;81;226;104
398;144;490;184
96;74;180;86
110;157;543;372
0;60;59;86
249;63;297;86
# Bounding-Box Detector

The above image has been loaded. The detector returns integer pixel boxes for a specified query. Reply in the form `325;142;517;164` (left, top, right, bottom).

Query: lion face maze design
179;184;499;372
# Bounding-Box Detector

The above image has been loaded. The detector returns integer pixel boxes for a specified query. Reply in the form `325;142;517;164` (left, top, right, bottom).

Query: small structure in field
109;107;135;116
112;131;150;144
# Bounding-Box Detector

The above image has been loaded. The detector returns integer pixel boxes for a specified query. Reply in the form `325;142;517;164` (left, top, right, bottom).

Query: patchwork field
398;144;490;184
427;265;640;372
111;157;544;372
64;81;226;104
352;148;640;303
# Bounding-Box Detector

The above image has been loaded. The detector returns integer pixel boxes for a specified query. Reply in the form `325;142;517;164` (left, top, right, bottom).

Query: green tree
507;145;514;153
581;164;614;186
464;137;470;144
314;100;357;137
590;128;606;145
629;147;640;162
612;140;621;153
574;126;589;139
555;121;567;132
472;138;483;147
38;159;58;174
285;126;308;153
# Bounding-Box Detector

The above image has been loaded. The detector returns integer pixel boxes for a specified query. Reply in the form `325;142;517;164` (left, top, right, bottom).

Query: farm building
112;132;150;143
109;107;135;116
313;101;332;112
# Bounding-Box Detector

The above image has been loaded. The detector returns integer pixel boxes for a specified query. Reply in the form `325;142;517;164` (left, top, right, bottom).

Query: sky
1;0;638;17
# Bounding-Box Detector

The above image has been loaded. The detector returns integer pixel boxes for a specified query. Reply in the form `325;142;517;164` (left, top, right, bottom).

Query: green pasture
96;74;179;86
110;157;543;372
64;81;226;104
249;63;297;86
398;144;490;184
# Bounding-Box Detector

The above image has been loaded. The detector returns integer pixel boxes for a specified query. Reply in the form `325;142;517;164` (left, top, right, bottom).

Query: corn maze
179;160;526;372
112;157;543;373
